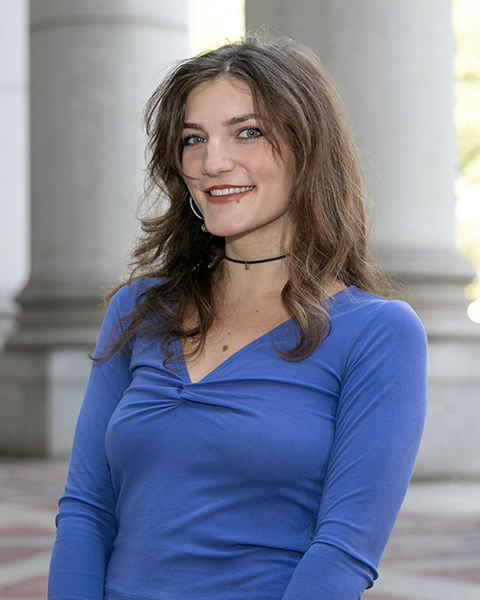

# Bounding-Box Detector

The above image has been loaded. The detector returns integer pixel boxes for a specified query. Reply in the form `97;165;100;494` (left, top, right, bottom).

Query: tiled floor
0;460;67;600
0;459;479;600
363;480;480;600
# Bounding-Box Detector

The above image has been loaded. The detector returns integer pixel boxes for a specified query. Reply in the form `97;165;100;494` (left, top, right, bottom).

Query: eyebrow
182;113;260;130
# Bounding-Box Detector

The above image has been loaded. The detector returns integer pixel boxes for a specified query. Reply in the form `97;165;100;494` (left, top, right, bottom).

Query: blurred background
1;0;479;480
2;4;480;598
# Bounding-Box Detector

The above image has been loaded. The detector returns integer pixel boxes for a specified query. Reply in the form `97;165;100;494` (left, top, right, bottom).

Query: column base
415;340;480;478
381;245;480;478
6;277;107;350
380;245;479;339
0;348;91;457
0;295;19;349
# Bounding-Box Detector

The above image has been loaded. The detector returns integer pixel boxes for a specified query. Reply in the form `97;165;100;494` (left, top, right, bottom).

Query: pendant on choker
223;254;288;270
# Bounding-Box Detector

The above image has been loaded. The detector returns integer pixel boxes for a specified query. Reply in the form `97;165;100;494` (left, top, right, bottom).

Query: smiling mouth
208;186;254;196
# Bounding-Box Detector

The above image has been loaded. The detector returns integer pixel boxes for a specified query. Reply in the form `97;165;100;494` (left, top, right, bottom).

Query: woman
48;35;427;600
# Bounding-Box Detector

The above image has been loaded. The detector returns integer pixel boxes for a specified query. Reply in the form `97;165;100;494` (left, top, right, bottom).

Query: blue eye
182;135;206;147
239;128;262;140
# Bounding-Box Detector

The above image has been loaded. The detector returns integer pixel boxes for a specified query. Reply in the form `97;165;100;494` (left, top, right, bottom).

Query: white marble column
0;0;188;456
246;0;480;478
0;0;29;347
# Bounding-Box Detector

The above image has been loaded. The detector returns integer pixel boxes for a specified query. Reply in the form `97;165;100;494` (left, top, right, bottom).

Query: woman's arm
281;300;427;600
48;284;139;600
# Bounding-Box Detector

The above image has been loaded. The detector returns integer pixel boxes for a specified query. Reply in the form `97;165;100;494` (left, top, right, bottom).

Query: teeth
209;186;254;196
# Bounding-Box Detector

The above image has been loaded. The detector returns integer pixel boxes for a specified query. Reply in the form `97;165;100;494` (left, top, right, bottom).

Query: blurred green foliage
454;0;480;298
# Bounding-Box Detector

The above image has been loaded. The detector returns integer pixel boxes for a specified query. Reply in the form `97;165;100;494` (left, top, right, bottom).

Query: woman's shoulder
331;285;419;317
329;286;426;342
108;276;163;308
103;276;164;326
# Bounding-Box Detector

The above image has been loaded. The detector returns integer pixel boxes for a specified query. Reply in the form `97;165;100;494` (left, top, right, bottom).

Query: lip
204;185;255;204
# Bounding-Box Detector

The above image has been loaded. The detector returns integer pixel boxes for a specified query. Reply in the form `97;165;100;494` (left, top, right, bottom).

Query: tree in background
454;0;480;306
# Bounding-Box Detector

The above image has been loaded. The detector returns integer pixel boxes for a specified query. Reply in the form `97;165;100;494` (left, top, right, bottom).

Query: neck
221;231;290;294
220;255;289;303
224;253;288;270
224;231;289;261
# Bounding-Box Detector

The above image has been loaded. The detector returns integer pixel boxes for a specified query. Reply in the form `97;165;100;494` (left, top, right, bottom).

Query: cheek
260;145;294;186
269;162;294;196
278;160;295;200
181;152;199;180
180;155;189;178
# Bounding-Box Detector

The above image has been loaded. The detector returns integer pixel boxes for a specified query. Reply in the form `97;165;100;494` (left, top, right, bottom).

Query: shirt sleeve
48;284;136;600
281;300;427;600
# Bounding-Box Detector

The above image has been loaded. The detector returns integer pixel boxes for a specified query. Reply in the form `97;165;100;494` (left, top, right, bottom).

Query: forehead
184;78;254;119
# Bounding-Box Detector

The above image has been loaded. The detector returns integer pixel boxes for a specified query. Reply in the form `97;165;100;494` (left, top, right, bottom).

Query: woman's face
181;77;294;245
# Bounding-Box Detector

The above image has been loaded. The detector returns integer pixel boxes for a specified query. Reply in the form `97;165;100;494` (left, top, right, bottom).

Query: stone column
0;0;29;347
246;0;480;478
0;0;188;456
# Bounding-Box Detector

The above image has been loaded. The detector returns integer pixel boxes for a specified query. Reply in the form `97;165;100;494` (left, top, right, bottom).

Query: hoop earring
189;196;204;220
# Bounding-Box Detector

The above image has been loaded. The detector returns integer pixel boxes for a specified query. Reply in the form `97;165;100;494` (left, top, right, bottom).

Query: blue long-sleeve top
48;278;427;600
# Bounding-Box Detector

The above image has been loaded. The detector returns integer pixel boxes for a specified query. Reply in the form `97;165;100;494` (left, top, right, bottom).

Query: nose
201;138;235;177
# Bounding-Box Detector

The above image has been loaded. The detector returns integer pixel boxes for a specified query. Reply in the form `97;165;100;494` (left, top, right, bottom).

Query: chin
204;222;248;238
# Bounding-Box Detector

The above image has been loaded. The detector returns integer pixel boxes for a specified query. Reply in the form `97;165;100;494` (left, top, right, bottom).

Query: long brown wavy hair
105;34;389;363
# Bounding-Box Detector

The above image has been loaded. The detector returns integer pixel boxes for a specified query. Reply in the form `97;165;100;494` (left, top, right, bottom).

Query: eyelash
181;135;205;147
238;127;263;140
181;127;263;147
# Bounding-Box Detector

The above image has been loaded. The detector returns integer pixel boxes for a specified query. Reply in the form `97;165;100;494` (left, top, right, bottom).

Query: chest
183;302;291;383
106;335;341;491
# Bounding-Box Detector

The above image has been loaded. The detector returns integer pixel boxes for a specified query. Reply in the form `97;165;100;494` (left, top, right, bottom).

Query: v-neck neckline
180;287;351;385
181;317;294;385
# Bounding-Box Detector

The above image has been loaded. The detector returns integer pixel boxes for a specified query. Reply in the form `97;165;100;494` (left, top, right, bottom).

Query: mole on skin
222;345;229;352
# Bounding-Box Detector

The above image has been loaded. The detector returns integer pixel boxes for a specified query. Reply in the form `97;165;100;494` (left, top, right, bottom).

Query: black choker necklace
224;254;288;270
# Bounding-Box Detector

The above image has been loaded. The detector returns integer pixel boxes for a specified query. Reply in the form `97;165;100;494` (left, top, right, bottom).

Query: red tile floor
0;458;479;600
0;460;67;600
